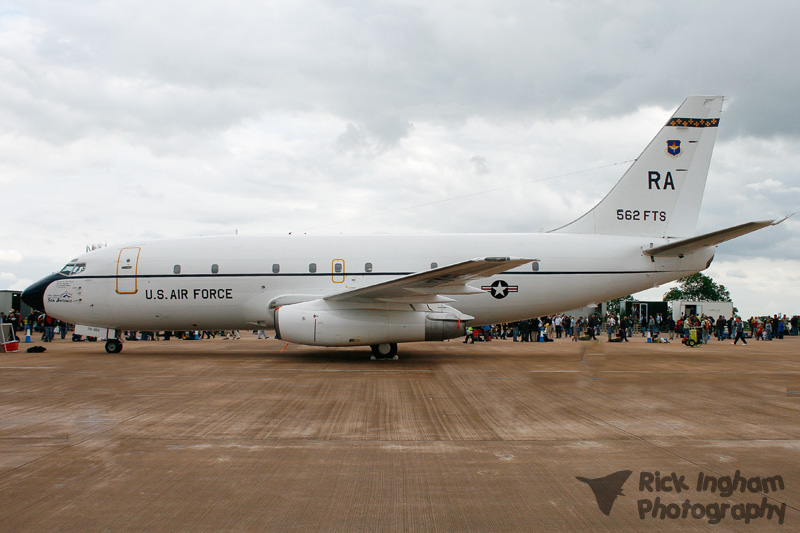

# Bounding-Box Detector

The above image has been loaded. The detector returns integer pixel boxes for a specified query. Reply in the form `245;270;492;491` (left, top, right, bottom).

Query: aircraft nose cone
21;273;64;312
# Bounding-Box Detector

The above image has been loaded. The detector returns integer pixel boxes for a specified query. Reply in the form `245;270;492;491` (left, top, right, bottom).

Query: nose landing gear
105;339;123;353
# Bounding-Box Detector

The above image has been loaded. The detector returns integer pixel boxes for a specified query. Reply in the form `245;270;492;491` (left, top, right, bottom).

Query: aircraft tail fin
552;95;724;238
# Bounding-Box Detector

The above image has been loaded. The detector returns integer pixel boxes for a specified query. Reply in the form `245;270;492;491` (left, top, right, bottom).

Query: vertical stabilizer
553;95;723;238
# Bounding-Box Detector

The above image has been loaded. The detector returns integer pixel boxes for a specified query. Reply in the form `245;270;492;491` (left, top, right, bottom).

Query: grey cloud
334;116;413;155
3;0;800;315
7;0;800;146
335;123;370;154
470;155;490;175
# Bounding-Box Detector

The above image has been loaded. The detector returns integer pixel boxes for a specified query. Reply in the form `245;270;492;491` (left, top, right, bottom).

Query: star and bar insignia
481;280;518;299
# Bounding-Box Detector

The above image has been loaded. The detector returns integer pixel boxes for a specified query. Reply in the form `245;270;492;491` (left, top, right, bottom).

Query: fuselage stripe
62;269;677;281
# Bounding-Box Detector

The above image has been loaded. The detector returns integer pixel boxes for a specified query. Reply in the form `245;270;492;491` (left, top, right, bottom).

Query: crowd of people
123;330;249;341
0;308;255;343
462;312;800;345
0;309;69;342
4;307;799;346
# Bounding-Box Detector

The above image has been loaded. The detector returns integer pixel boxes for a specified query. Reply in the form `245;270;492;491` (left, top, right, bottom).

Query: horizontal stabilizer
325;257;535;303
643;219;783;257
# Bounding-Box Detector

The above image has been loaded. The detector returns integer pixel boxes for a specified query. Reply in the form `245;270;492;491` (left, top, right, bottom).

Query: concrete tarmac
1;333;798;531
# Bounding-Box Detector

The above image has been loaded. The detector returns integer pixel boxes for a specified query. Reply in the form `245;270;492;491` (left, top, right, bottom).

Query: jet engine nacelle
274;302;467;347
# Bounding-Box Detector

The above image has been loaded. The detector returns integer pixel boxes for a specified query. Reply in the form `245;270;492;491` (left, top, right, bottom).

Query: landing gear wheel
105;339;123;354
370;343;398;360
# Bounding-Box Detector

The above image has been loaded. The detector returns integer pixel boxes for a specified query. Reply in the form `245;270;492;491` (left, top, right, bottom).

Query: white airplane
22;96;782;357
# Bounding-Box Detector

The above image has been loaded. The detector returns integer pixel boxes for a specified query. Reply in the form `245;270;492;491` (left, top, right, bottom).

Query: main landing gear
105;339;123;354
370;343;398;360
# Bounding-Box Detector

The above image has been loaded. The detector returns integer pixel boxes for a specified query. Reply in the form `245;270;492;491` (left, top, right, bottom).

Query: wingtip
772;213;794;226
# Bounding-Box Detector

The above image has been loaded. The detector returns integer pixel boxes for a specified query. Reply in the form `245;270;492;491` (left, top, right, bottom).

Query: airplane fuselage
36;232;713;332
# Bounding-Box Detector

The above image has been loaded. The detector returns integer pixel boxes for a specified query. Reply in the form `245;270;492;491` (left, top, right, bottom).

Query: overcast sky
1;0;798;317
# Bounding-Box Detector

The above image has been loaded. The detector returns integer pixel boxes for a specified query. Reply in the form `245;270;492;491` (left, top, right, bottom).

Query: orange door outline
116;247;141;294
331;259;345;283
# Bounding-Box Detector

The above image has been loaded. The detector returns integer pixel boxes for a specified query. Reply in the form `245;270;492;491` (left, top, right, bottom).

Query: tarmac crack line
567;399;800;514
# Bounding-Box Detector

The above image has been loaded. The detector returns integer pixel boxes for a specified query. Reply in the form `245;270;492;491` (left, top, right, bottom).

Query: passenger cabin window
59;263;86;276
334;263;343;273
272;264;280;274
173;265;181;275
365;262;373;273
211;264;219;274
431;262;438;269
309;263;317;273
532;262;540;272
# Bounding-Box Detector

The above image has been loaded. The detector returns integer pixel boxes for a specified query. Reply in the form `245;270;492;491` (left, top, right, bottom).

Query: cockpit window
59;263;86;275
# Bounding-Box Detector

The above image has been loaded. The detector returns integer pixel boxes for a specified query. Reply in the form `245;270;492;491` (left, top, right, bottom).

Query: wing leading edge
324;257;536;303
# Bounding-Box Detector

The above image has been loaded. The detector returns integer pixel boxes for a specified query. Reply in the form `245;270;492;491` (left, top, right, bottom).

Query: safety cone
25;327;31;343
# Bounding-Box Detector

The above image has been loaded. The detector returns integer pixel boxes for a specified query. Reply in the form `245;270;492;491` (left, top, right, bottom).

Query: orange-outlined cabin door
331;259;345;283
116;247;141;294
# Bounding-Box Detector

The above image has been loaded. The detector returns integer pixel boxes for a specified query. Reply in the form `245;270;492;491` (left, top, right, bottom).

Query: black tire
370;343;398;358
685;338;696;347
105;339;123;354
371;344;390;357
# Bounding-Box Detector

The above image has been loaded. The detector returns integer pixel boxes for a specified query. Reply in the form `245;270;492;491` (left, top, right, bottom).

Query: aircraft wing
644;218;785;257
324;257;535;303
